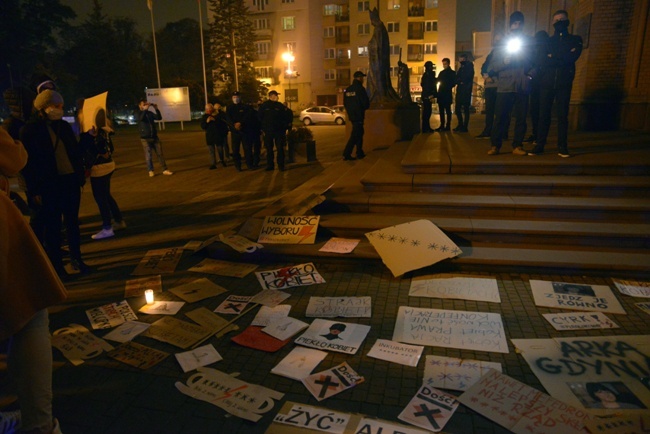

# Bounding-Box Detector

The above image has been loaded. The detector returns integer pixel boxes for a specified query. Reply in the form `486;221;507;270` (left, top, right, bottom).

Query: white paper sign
613;278;650;298
80;91;107;132
214;295;252;315
103;321;151;343
511;336;650;414
258;215;320;244
85;300;137;330
409;274;500;303
271;347;328;381
175;344;223;373
251;304;291;327
51;324;114;366
366;220;461;277
392;307;509;353
273;403;350;434
295;319;371;355
354;418;431;434
319;237;360;254
169;278;227;303
423;355;502;391
175;367;284;422
636;302;650;315
457;369;590;434
530;280;626;314
306;297;371;318
542;312;619;330
250;290;291;307
219;232;264;253
262;317;309;341
367;339;424;367
398;385;458;432
139;300;185;315
302;362;364;401
255;263;325;290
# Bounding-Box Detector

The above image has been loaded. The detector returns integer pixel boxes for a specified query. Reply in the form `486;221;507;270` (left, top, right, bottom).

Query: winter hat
510;11;524;26
33;89;64;111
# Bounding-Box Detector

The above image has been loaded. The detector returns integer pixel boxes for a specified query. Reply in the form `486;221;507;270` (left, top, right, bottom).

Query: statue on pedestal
397;49;412;103
367;7;401;104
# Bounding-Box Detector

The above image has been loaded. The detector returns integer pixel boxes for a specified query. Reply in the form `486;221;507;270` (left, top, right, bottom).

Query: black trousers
438;102;452;128
455;90;471;128
481;87;497;135
422;98;433;132
536;85;573;152
491;92;528;150
90;171;122;229
343;121;364;157
231;131;253;169
264;131;286;169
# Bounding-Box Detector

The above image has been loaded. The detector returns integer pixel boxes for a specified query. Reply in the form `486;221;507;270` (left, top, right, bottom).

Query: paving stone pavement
3;121;649;434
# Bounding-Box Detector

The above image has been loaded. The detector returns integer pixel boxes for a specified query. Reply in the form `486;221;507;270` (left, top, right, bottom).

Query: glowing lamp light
282;52;295;63
145;289;155;305
506;38;522;54
286;68;293;75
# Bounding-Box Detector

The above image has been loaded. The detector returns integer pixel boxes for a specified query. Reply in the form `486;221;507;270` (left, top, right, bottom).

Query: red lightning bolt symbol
298;225;316;243
216;385;247;401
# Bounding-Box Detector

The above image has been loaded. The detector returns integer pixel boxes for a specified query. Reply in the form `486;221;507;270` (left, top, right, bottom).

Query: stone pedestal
345;102;421;151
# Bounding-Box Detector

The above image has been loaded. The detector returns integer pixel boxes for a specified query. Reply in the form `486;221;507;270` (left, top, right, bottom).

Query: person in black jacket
200;103;229;169
20;90;90;276
137;99;172;177
342;71;370;160
420;61;437;133
436;58;455;131
226;91;256;171
454;53;474;132
258;90;292;171
528;10;583;157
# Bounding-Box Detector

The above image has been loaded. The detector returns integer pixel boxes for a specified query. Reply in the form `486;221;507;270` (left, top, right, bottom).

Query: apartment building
247;0;456;109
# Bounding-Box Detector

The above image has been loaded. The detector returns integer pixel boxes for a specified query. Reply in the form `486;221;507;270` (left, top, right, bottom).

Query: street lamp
282;51;295;109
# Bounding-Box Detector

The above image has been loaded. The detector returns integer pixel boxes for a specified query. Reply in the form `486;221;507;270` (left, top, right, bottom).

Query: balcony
336;57;350;66
408;31;424;40
336;35;350;44
408;6;424;17
255;28;273;38
407;53;424;61
335;13;350;22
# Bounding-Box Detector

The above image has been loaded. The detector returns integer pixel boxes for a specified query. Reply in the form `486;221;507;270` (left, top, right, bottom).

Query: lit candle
145;289;154;305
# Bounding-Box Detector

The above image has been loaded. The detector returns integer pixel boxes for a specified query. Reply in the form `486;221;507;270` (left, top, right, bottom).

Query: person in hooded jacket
528;10;583;157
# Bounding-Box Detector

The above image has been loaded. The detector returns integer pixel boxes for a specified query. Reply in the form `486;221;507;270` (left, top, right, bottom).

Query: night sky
61;0;491;41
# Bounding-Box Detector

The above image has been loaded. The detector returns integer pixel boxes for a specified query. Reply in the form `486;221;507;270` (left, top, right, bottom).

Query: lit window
387;0;400;9
282;16;295;30
425;0;438;8
358;46;369;57
424;43;437;54
323;4;340;15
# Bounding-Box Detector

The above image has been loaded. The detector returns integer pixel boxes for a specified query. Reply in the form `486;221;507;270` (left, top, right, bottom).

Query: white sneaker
112;220;127;231
91;228;114;240
162;170;173;175
148;171;155;177
0;410;21;433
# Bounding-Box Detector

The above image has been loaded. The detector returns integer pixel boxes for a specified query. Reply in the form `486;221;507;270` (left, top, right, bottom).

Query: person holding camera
137;99;172;177
487;11;535;156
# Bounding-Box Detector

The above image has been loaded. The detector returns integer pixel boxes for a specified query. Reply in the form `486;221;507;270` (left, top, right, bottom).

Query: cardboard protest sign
251;305;291;327
366;220;461;277
319;237;360;254
636;302;650;316
139;300;185;315
175;344;222;372
214;295;252;315
367;339;424;367
392;307;509;353
176;367;284;422
409;274;500;303
511;336;650;414
188;258;258;278
85;300;137;330
295;319;371;355
612;278;650;298
250;290;291;307
132;247;183;275
182;240;203;251
102;321;150;343
184;307;238;337
169;278;227;303
398;385;458;432
542;312;619;331
530;280;626;314
255;263;325;290
258;215;320;244
124;275;162;298
262;317;309;341
422;355;502;392
306;297;371;318
268;401;432;434
302;362;364;401
51;324;114;366
584;414;650;434
219;231;264;253
142;316;212;349
271;347;328;381
79;91;107;132
457;369;590;434
107;341;169;370
231;326;292;352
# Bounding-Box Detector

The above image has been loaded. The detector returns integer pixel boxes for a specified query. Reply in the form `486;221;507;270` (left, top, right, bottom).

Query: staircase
310;131;650;277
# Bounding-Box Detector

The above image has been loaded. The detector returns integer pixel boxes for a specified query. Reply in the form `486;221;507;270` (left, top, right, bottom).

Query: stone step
316;214;650;249
325;191;650;222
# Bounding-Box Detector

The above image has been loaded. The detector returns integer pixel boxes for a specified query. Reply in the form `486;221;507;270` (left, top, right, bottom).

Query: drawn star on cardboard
366;220;461;277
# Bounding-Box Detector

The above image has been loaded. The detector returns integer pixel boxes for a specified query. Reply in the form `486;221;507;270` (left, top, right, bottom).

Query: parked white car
299;106;346;125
